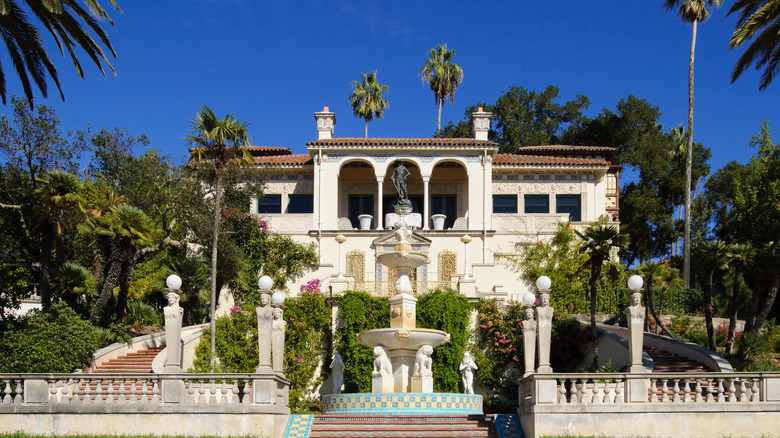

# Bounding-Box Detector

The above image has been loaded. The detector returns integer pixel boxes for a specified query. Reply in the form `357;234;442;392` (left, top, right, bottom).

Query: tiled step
308;415;498;438
90;346;164;374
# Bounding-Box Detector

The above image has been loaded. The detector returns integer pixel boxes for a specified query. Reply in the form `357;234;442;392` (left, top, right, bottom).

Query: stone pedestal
522;316;537;378
411;376;433;393
390;293;417;329
372;376;394;393
627;298;646;373
162;379;185;403
253;379;277;404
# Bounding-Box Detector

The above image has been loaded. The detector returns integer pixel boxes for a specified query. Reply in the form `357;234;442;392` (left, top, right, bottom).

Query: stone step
308;415;497;438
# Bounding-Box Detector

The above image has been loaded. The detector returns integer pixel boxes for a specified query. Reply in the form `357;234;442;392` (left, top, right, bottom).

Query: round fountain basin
375;251;428;271
357;328;449;351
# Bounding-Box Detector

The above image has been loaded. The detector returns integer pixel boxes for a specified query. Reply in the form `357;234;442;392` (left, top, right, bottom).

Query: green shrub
191;307;258;373
336;290;389;393
0;302;98;373
417;288;471;392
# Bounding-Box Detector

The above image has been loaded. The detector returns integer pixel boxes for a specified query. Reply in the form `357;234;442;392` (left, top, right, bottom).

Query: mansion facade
248;107;620;300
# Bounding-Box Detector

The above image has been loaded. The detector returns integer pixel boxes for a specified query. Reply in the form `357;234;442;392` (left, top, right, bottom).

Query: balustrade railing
0;373;283;406
518;372;779;406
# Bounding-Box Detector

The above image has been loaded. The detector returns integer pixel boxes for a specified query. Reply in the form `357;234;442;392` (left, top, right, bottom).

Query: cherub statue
412;345;433;377
330;353;345;394
459;352;478;394
372;346;392;377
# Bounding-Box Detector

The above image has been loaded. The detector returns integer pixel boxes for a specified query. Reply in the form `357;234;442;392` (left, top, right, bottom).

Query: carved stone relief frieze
264;181;314;195
496;216;527;233
515;181;582;195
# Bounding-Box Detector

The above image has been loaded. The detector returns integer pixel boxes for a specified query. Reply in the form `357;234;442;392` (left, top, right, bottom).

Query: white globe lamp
536;275;551;292
628;275;644;291
271;291;286;306
166;274;182;290
522;292;537;307
258;275;274;292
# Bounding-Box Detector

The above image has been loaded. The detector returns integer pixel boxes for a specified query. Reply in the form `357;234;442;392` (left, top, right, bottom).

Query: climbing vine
336;290;389;393
417;288;471;392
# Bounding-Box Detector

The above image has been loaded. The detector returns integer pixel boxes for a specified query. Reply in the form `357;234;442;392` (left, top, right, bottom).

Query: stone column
422;176;430;230
376;177;384;230
163;292;184;373
272;307;286;372
536;292;554;374
522;306;537;378
256;292;273;372
627;291;646;373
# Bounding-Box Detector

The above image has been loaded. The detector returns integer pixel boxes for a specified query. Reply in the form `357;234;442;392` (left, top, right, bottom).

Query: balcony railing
344;272;457;297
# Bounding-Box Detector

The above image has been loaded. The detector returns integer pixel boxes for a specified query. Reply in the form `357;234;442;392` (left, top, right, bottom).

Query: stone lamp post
535;276;554;374
335;234;347;280
163;274;184;373
460;234;472;280
626;275;646;373
271;291;286;372
256;275;274;373
521;292;537;378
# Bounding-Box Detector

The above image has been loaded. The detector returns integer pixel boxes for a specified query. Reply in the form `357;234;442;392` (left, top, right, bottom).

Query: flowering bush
300;279;322;294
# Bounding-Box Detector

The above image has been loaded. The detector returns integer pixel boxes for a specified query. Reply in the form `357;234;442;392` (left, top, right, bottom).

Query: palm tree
86;204;159;324
186;105;251;371
728;0;780;90
663;0;723;289
693;240;728;350
348;71;388;138
0;0;121;106
419;44;464;133
636;262;676;337
724;243;756;354
575;223;627;340
52;261;94;309
35;169;85;309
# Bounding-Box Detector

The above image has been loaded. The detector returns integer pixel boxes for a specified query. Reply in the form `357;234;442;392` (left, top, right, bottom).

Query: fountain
357;202;450;393
320;161;483;416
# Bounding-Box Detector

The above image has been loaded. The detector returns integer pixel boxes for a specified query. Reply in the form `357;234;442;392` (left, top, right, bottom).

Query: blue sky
5;1;777;174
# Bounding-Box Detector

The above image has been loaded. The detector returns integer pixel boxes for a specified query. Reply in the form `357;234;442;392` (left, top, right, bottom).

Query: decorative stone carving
492;183;518;194
163;292;184;372
412;345;433;377
372;346;393;377
459;352;478;394
452;217;468;230
338;217;355;230
496;216;527;233
272;308;286;372
522;306;537;378
256;293;273;372
330;353;345;394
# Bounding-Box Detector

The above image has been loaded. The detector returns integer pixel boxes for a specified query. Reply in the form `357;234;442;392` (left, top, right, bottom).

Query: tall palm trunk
209;171;223;372
646;279;675;338
364;120;368;138
683;20;697;289
588;258;602;341
89;244;126;324
754;280;780;333
704;268;717;350
115;245;139;322
437;101;443;133
725;264;743;354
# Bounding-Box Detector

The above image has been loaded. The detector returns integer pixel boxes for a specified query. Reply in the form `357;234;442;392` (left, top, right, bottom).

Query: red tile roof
493;154;610;167
306;138;499;147
244;146;292;155
514;145;618;155
253;154;312;166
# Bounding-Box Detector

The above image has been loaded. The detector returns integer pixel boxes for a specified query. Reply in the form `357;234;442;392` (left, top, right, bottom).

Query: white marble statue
164;292;184;371
271;307;286;371
256;293;273;372
459;352;478;394
372;346;392;377
329;353;345;394
627;292;646;372
522;306;537;377
536;292;554;373
412;345;433;377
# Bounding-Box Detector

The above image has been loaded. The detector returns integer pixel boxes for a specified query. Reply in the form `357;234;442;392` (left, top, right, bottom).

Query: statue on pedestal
536;293;554;373
372;346;392;377
164;292;184;371
391;159;410;203
627;291;646;373
272;307;286;371
522;306;537;377
330;353;345;394
459;352;478;394
412;345;433;377
256;293;273;372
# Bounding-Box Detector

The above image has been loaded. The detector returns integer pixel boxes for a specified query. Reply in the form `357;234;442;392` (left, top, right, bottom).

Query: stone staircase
307;415;499;438
90;345;164;373
644;346;713;373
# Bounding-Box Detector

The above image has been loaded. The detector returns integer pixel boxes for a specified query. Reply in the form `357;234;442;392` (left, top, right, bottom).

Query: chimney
314;106;336;140
471;107;492;141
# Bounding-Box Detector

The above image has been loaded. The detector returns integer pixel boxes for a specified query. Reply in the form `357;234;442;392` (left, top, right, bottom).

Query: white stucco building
249;107;620;300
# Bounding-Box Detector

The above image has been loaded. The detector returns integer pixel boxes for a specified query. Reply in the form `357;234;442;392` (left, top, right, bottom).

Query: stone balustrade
518;372;780;438
0;373;288;407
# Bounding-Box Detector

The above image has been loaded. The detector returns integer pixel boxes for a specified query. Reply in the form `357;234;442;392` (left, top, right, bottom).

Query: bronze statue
391;159;410;202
